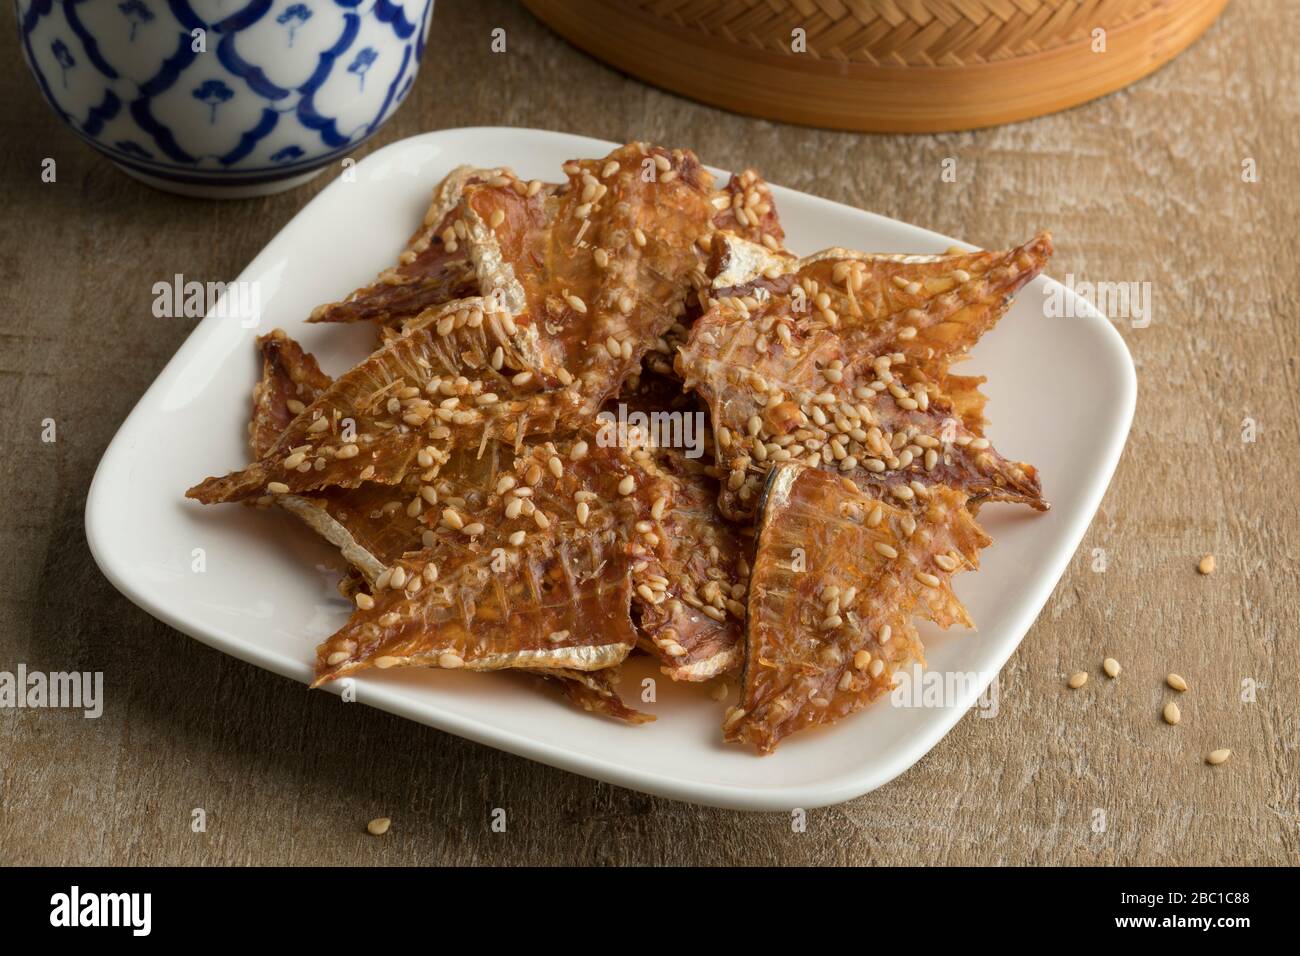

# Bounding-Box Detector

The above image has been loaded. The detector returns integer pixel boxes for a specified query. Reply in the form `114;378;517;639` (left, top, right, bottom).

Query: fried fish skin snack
243;334;650;720
541;667;654;724
307;166;510;328
249;329;334;460
707;231;1053;379
605;372;748;680
310;436;670;684
725;463;990;753
186;296;581;505
679;301;1044;520
457;143;716;412
709;168;785;253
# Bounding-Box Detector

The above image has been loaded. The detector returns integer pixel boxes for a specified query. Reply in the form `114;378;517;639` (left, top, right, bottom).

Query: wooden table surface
2;0;1295;866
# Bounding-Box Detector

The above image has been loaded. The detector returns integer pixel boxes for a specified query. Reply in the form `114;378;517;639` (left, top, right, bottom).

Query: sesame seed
285;399;306;415
326;650;350;666
952;268;971;282
490;209;505;228
878;625;891;643
462;522;485;536
1103;657;1121;678
366;817;391;836
618;475;635;496
509;530;526;546
548;455;563;478
853;650;872;670
890;484;914;501
374;654;400;667
576;501;590;525
1067;671;1088;689
496;475;517;495
266;481;290;494
355;593;375;610
1197;554;1216;575
1163;702;1181;725
441;507;464;530
1206;749;1231;766
868;659;885;678
438;652;464;669
505;498;523;520
1166;673;1188;692
873;541;898;559
336;443;359;459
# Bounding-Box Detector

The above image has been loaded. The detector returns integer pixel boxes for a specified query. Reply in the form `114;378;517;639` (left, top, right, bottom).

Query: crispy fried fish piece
187;297;583;504
457;143;716;411
725;463;990;753
607;372;748;680
710;169;785;252
243;338;648;719
707;231;1053;379
249;330;334;460
540;667;654;724
678;289;1046;520
307;166;507;328
311;437;669;684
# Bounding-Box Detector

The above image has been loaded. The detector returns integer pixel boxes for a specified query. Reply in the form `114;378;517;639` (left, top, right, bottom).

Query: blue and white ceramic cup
16;0;434;198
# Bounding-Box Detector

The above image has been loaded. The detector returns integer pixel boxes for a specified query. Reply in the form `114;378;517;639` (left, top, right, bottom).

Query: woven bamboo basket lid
524;0;1231;132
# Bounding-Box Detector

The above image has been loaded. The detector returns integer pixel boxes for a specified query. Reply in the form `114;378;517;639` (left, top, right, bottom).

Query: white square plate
87;127;1135;810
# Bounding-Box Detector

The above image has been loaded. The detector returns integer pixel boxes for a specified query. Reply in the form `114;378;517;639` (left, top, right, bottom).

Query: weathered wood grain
0;0;1295;866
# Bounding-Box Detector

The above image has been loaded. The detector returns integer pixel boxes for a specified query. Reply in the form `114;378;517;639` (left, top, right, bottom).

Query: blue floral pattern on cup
16;0;434;195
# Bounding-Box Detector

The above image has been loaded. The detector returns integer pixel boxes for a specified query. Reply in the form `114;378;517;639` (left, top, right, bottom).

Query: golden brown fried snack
458;143;716;413
607;372;748;680
249;329;334;460
540;667;654;724
244;335;647;719
311;437;660;684
725;463;990;753
187;297;582;505
710;168;785;253
678;292;1045;520
307;166;506;328
708;231;1053;380
681;231;1045;520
